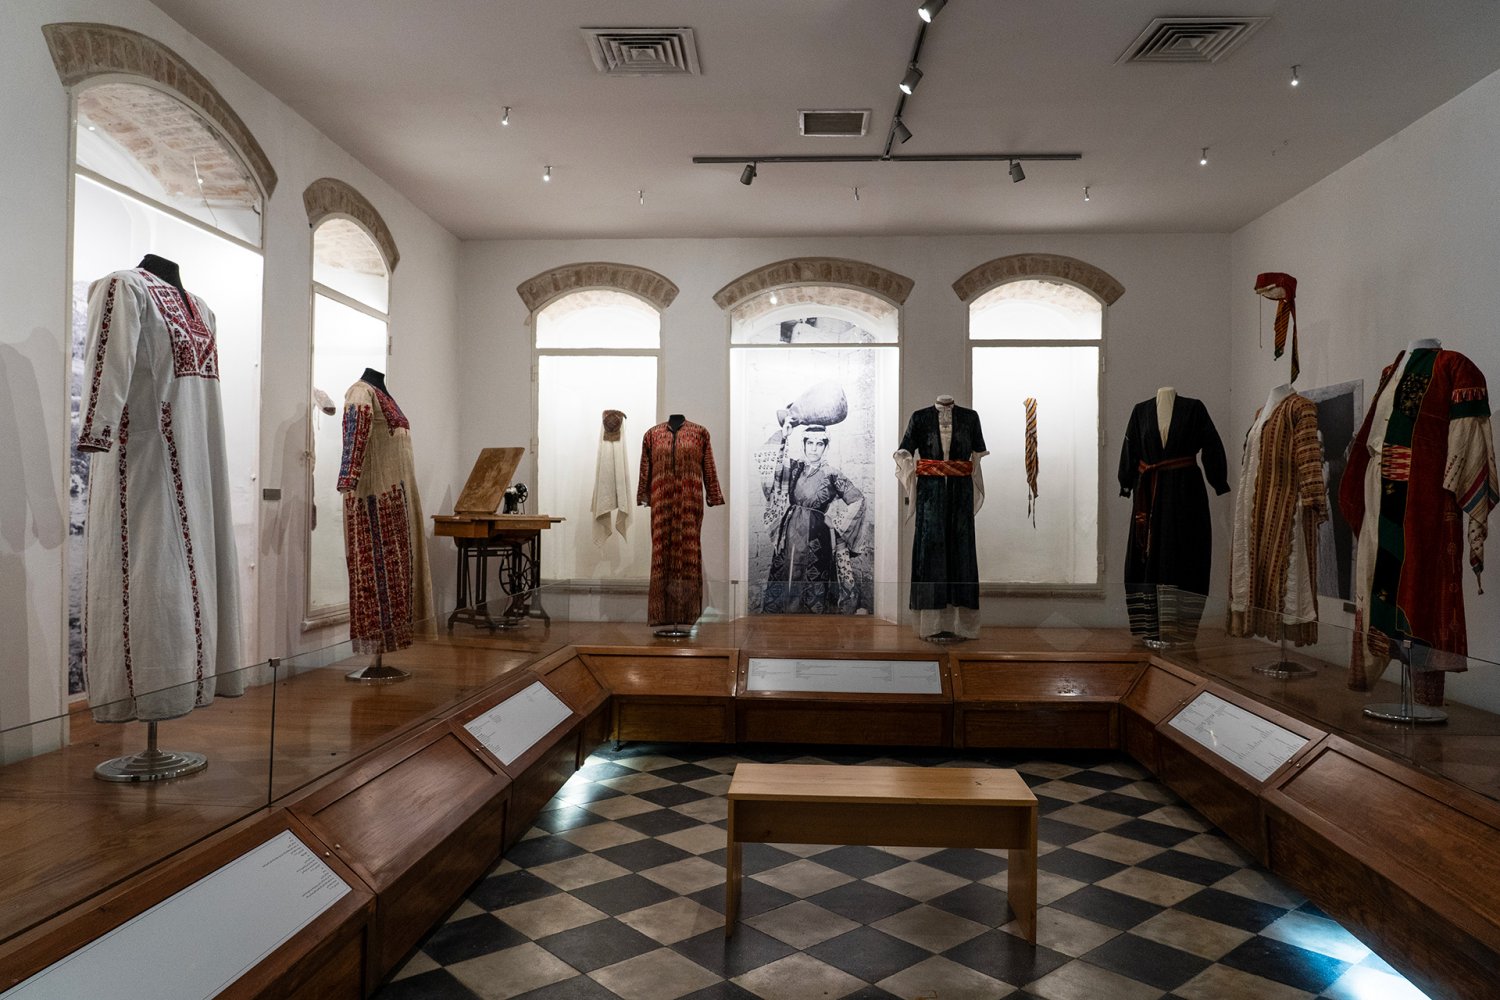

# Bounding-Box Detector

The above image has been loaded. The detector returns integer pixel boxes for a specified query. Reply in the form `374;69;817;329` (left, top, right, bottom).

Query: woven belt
1131;455;1198;559
916;459;973;477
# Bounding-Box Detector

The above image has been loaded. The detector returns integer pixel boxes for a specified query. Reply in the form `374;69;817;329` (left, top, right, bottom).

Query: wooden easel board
454;447;524;514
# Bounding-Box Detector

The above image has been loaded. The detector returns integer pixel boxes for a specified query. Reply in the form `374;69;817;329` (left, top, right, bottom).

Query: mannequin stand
1142;637;1184;651
94;721;207;782
922;630;970;645
1253;659;1316;680
654;625;694;639
1364;649;1446;724
346;652;411;684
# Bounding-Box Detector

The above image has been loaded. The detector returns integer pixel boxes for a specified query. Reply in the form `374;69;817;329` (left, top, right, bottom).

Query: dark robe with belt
1118;396;1230;641
900;405;986;612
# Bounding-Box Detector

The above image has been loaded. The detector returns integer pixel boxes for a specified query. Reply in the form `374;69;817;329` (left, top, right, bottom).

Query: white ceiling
150;0;1500;241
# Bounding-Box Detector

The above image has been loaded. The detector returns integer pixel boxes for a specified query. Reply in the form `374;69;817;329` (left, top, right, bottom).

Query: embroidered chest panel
372;386;410;431
143;279;219;380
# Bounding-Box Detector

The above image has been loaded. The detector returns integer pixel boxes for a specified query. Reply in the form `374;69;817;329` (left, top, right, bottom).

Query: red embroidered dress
637;420;724;625
338;380;434;653
77;269;244;722
1341;347;1498;705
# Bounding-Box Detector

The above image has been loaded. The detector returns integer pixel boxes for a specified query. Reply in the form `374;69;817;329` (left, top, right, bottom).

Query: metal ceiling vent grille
1118;17;1269;64
582;27;701;75
799;109;870;138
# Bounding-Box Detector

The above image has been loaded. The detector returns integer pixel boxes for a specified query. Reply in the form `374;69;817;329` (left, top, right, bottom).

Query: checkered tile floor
373;745;1431;1000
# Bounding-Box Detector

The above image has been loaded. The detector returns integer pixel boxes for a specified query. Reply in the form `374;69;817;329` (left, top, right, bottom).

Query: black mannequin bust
360;367;392;399
667;413;686;432
137;254;190;307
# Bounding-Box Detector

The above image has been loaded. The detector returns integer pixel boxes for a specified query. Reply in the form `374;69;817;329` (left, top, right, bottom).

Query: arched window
66;79;266;693
727;282;904;619
967;276;1106;588
532;287;663;581
305;212;392;625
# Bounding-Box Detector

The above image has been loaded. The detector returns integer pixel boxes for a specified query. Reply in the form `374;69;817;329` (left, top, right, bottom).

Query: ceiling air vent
581;27;701;76
799;109;871;138
1118;17;1269;64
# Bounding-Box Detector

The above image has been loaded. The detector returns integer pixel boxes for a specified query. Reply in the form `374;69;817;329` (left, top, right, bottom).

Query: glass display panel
69;173;264;693
313;218;389;312
730;344;900;619
74;83;262;246
307;295;390;619
536;354;657;580
971;345;1099;584
534;289;660;349
968;279;1102;341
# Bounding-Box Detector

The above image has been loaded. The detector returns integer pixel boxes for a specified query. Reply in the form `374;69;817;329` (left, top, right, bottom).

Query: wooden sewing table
431;514;563;630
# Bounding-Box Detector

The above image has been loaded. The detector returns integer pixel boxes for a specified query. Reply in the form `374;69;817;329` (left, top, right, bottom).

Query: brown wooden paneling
736;703;950;747
503;735;581;848
617;699;732;743
1121;659;1203;722
582;653;737;697
280;929;364;1000
535;653;609;717
958;705;1117;749
1158;735;1267;863
955;659;1144;702
1120;709;1161;774
580;703;613;764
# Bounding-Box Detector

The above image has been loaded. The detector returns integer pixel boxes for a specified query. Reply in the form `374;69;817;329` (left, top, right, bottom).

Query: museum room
4;1;1500;998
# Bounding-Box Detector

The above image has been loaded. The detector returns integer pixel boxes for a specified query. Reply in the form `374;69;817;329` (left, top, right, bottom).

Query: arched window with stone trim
955;254;1124;589
719;259;911;620
304;186;395;625
53;21;274;694
522;265;675;583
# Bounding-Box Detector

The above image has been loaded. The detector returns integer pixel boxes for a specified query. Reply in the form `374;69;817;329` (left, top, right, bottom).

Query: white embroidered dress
77;269;244;722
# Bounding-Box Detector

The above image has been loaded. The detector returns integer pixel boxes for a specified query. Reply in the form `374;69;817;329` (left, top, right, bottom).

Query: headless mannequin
360;367;392;400
1155;387;1177;447
137;253;191;310
658;413;691;635
1255;383;1295;432
667;413;686;432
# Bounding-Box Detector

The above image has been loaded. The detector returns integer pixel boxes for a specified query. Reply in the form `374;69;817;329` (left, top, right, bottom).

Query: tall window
969;278;1101;586
730;286;900;618
306;218;391;624
533;290;661;580
68;82;264;693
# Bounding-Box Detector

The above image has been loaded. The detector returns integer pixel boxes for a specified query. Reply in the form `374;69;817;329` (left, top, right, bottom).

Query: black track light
893;118;913;144
1009;160;1025;183
918;0;947;23
740;162;757;185
899;64;923;96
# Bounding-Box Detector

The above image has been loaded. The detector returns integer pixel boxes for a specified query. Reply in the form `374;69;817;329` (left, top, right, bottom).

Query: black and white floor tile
373;745;1431;1000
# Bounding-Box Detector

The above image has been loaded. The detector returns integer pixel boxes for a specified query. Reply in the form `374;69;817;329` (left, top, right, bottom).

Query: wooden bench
725;763;1038;943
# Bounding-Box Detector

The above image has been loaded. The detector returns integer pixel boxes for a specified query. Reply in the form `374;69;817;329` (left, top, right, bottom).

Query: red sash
916;459;973;477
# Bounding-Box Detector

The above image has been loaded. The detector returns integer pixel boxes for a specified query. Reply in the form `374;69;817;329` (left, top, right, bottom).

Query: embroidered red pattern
1380;445;1412;482
372;385;410;432
78;277;119;450
118;407;133;695
1453;386;1488;403
160;402;207;697
343;482;414;654
142;275;219;381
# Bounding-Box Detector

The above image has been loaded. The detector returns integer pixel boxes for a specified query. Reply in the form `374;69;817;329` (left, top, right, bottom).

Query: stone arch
516;262;679;313
951;253;1125;305
304;178;400;273
42;22;277;198
713;257;914;311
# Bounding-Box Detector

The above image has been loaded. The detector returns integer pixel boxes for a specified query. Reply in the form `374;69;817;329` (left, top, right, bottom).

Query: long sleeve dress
895;404;988;638
1340;347;1498;705
760;450;867;615
77;268;244;722
637;420;725;625
1118;396;1230;643
1227;394;1329;645
338;379;434;654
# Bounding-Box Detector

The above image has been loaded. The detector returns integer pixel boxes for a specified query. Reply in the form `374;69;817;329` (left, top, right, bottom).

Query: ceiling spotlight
769;291;779;305
899;63;923;95
1083;185;1090;202
740;162;757;185
893;118;913;144
501;106;511;126
918;0;947;23
1199;147;1209;166
543;164;552;182
638;189;645;206
1290;64;1300;87
1009;160;1025;183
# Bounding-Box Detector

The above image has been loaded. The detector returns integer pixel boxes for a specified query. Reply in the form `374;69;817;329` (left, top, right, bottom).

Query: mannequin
639;412;724;633
1257;383;1295;426
1155;387;1176;447
360;367;392;399
667;413;686;432
136;253;190;309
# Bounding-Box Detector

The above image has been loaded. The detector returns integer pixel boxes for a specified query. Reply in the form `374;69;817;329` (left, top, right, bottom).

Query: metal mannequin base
94;721;208;782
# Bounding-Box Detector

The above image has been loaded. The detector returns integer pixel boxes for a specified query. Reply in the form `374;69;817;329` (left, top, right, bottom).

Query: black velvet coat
901;405;986;610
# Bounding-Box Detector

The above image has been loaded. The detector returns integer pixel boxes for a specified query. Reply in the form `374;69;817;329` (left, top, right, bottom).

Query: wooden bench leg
725;802;741;937
1008;805;1038;944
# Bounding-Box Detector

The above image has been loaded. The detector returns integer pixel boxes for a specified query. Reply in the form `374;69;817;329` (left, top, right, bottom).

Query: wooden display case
289;721;510;983
953;654;1145;749
531;649;612;765
1119;657;1205;772
580;649;737;743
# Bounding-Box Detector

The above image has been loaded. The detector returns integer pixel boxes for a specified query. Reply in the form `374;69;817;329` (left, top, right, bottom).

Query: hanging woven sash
1023;397;1039;526
915;459;973;477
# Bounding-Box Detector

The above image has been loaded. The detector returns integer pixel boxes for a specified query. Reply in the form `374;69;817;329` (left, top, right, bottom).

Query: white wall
0;0;461;733
1229;68;1500;707
458;233;1232;629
